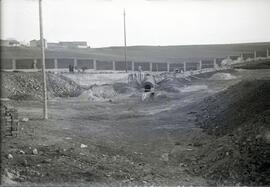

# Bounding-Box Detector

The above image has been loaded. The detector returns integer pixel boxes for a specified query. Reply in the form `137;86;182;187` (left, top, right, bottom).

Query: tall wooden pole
123;9;127;72
39;0;48;119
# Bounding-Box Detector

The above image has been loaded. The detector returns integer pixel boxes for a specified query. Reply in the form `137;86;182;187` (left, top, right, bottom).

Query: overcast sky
1;0;270;47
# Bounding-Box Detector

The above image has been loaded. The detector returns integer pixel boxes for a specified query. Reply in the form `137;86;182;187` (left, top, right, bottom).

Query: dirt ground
1;68;270;185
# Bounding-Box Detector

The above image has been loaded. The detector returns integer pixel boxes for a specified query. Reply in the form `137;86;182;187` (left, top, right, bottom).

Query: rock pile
1;72;83;100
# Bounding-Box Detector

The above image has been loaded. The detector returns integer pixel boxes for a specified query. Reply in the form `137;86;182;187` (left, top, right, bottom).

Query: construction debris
80;144;87;148
1;105;19;137
7;154;13;160
32;148;38;155
21;118;29;122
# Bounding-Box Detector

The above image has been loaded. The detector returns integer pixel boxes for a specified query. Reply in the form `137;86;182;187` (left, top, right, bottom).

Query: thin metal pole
123;9;127;72
39;0;48;119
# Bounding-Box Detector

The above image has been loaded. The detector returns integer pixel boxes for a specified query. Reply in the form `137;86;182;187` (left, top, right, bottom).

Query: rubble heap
2;72;83;100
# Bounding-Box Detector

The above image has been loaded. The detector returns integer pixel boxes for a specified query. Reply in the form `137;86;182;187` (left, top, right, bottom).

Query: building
0;39;20;47
30;39;47;48
59;41;88;48
47;42;62;49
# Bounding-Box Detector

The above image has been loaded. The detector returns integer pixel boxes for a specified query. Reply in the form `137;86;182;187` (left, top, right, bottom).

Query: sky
1;0;270;47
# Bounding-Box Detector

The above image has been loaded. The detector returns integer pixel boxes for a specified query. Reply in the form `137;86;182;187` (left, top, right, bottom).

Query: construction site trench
1;67;270;185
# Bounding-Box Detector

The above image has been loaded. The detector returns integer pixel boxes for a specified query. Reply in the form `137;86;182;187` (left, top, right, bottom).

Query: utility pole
123;9;127;72
39;0;48;119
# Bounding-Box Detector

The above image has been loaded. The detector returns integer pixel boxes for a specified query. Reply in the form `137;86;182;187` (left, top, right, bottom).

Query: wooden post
33;59;37;69
12;59;16;70
149;62;152;72
112;61;116;71
74;58;77;67
39;0;48;119
198;60;202;70
183;62;186;72
167;62;170;72
131;61;134;71
213;59;218;69
267;49;270;58
54;59;58;69
93;59;97;70
123;9;127;72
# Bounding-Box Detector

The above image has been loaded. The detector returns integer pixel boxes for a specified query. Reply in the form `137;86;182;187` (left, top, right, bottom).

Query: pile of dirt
79;83;138;101
189;80;270;185
47;74;83;97
1;72;83;100
236;61;270;70
157;78;191;93
209;73;237;80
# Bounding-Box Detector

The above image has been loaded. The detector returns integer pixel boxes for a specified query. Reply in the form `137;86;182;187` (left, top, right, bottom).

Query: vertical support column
131;61;134;72
198;60;202;70
74;58;77;67
33;59;38;69
12;59;16;70
214;59;219;69
93;59;97;70
254;51;257;60
183;62;186;72
240;53;244;59
167;62;170;72
149;62;152;72
54;59;58;69
112;61;116;71
267;49;270;58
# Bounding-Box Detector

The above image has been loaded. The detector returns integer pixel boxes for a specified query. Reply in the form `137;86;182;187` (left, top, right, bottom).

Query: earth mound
1;72;83;100
209;73;237;80
190;80;270;185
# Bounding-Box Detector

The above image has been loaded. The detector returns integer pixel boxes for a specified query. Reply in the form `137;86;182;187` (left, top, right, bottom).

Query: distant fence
1;49;269;72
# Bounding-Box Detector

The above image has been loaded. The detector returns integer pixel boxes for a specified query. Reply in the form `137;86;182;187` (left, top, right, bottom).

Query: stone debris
7;154;13;159
32;148;38;155
21;117;29;122
80;144;88;148
161;153;169;162
2;72;83;101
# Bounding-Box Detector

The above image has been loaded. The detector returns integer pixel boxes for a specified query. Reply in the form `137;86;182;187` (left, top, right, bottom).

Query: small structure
0;39;20;47
30;39;47;48
59;41;88;48
47;42;62;49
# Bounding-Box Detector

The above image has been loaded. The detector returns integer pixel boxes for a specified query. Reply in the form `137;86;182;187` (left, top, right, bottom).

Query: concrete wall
96;60;113;70
115;61;132;71
152;63;167;72
186;62;199;71
134;62;150;71
57;58;74;69
1;49;268;72
201;60;214;69
229;55;239;61
0;59;13;69
256;51;267;58
16;59;35;69
37;59;55;69
77;59;94;69
242;53;254;60
169;63;184;72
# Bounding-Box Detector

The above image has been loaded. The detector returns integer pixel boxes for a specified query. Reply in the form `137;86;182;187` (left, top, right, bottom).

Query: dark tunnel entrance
144;84;152;92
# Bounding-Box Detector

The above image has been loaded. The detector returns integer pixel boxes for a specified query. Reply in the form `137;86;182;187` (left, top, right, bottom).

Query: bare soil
1;69;270;185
